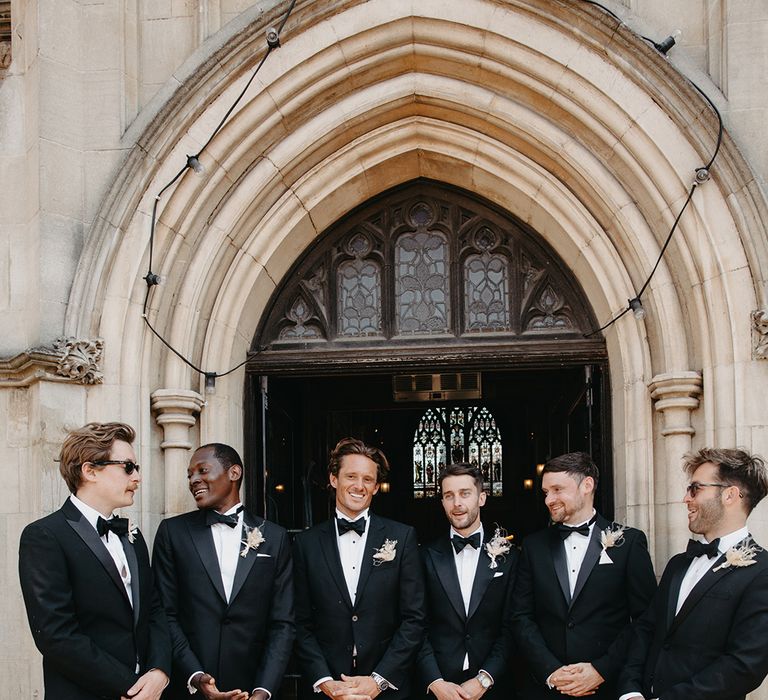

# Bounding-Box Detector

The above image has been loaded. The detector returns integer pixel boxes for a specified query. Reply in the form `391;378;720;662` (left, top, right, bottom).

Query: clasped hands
189;672;269;700
548;662;604;697
319;673;383;700
428;676;488;700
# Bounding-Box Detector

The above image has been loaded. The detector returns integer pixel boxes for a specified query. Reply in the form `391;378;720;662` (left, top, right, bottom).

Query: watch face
478;674;491;688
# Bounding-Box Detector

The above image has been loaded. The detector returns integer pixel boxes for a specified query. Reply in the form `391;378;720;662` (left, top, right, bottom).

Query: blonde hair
58;422;136;493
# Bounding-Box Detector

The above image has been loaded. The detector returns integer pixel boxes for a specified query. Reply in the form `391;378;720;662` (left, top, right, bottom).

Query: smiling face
330;453;380;519
684;461;728;539
187;446;241;513
542;470;594;525
441;474;486;536
79;439;141;516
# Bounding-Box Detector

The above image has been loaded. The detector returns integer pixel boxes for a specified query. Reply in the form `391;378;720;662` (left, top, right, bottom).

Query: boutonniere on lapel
599;524;626;564
127;519;138;544
713;540;761;572
372;538;398;566
485;526;513;570
240;523;266;558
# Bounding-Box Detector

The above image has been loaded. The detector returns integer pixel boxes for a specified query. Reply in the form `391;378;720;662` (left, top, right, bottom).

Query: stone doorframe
62;0;768;565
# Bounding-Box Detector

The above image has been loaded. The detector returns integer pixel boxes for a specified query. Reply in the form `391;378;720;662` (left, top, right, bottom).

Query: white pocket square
256;553;272;557
493;571;504;578
599;550;613;565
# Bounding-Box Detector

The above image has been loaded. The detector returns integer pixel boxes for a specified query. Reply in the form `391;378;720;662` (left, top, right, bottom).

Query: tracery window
412;405;503;498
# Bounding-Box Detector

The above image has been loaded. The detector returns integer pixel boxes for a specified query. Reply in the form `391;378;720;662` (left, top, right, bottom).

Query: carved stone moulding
0;337;104;387
752;309;768;360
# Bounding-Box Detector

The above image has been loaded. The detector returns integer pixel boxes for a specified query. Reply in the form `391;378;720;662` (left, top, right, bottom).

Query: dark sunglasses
91;460;141;475
685;481;742;497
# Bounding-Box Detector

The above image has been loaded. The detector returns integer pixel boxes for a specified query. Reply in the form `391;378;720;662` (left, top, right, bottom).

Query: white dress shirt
562;510;596;595
70;495;133;604
618;525;751;700
209;502;244;603
452;524;482;672
336;507;371;606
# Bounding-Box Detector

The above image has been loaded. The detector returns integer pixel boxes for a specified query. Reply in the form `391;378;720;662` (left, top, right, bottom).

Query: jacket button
352;615;358;622
567;621;575;629
465;634;471;640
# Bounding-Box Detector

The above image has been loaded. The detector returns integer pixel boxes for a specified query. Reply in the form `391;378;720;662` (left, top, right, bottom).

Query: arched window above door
413;405;503;499
255;180;598;359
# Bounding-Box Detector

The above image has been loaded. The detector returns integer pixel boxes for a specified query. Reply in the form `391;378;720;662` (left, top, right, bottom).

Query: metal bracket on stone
53;337;105;384
752;309;768;360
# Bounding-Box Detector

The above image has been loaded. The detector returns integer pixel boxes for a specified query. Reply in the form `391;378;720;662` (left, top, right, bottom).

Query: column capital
648;371;703;436
150;388;205;450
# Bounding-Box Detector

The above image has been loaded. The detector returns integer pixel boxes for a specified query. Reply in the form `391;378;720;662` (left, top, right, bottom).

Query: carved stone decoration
649;371;703;436
53;337;104;384
752;309;768;359
524;284;574;332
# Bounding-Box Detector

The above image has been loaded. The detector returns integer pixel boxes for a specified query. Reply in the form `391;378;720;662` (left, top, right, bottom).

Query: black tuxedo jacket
293;514;426;698
153;509;294;698
512;514;656;699
416;530;518;698
619;537;768;700
18;498;171;700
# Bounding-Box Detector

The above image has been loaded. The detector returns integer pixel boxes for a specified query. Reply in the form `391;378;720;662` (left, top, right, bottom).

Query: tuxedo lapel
429;537;466;621
187;513;228;603
318;519;353;609
664;554;690;630
468;541;494;619
549;528;571;603
63;500;132;609
121;534;141;626
668;555;737;635
569;517;605;609
354;515;385;606
229;511;261;604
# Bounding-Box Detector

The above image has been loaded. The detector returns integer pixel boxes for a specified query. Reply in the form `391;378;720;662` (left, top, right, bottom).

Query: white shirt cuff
188;671;204;694
252;687;271;699
478;669;494;685
619;694;646;700
313;677;333;692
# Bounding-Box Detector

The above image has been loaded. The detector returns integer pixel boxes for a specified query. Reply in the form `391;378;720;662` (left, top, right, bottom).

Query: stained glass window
395;231;450;335
413;405;503;497
465;252;510;331
337;258;382;336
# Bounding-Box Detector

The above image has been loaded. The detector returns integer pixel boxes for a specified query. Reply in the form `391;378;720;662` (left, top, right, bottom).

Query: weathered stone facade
1;0;768;696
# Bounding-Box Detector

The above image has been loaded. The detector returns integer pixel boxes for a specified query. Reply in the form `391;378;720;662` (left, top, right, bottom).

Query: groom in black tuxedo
619;448;768;700
417;463;518;700
512;452;656;699
18;422;170;700
153;443;294;700
293;437;425;700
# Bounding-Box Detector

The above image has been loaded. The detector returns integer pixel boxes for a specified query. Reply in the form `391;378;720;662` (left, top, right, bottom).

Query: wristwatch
476;671;493;689
371;672;390;692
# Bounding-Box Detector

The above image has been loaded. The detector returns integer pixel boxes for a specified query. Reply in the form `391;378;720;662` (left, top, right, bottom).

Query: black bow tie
452;533;481;553
337;517;366;537
686;538;721;559
97;516;129;540
556;514;597;540
205;506;243;528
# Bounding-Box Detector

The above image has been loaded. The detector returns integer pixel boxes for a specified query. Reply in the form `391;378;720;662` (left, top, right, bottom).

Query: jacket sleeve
151;519;205;683
511;540;562;684
373;525;427;687
293;533;336;685
415;551;443;691
591;529;657;683
18;521;138;697
137;531;172;676
249;527;295;694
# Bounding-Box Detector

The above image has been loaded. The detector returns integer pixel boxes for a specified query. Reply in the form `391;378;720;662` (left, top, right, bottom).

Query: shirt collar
566;509;597;529
335;507;369;523
705;525;750;553
70;494;112;531
220;502;243;517
450;523;484;540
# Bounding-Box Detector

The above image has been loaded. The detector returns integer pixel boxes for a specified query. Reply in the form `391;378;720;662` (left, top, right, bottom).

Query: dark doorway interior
245;364;611;544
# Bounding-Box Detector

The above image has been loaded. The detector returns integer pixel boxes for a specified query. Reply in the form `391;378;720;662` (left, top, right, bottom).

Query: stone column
151;388;206;516
648;371;703;565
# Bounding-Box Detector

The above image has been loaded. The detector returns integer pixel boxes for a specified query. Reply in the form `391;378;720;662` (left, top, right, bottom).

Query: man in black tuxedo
153;443;294;700
293;437;426;700
619;447;768;700
18;422;171;700
417;463;518;700
512;452;656;699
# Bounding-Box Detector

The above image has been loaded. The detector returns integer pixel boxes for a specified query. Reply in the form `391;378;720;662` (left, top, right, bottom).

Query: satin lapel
318;519;353;609
569;518;605;610
664;555;690;630
549;528;570;604
63;500;132;609
187;513;228;604
121;534;141;626
229;511;261;604
468;540;494;619
430;537;466;621
354;515;385;606
668;555;736;635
